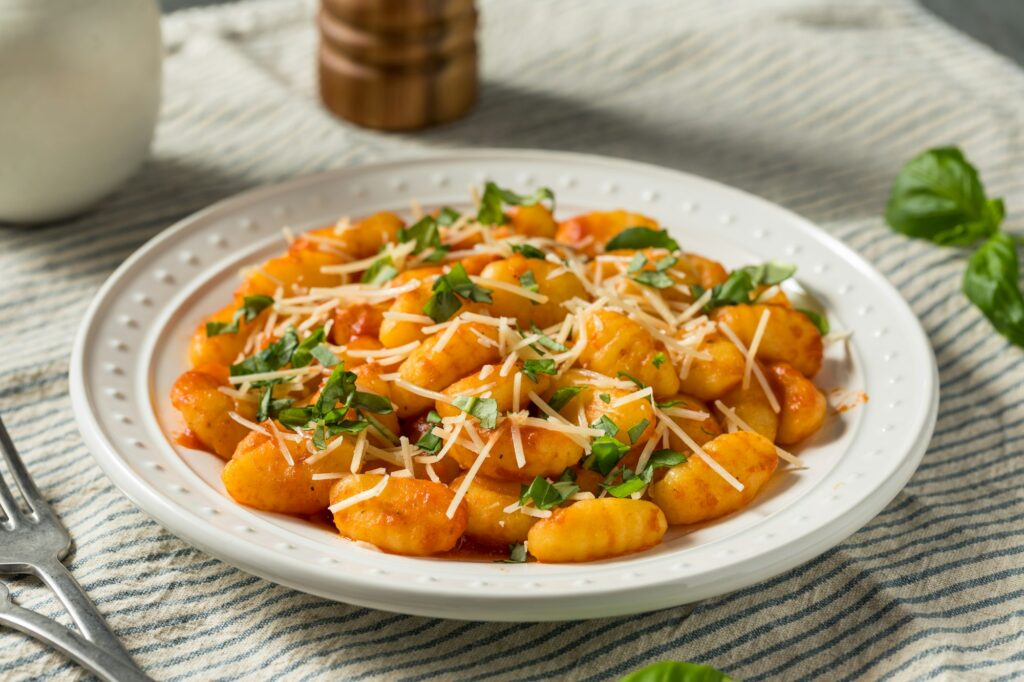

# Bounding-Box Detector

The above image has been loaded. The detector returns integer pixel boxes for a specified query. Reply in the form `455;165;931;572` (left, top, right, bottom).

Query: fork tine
0;414;42;520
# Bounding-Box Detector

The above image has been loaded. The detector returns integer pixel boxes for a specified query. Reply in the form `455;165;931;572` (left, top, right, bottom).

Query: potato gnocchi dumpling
171;182;847;563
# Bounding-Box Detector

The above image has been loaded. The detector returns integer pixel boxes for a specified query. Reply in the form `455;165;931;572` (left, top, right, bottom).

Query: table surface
3;0;1024;680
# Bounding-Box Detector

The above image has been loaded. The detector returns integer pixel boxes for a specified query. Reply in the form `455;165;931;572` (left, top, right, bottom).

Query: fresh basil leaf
797;308;830;336
310;344;340;367
436;207;461;226
230;326;298;376
962;232;1024;347
398;215;444;254
652;352;667;368
277;406;314;428
477;182;556;225
584;436;630;475
290;328;326;368
416;432;442;455
256;382;278;422
655;255;678;272
617;372;645;389
325;418;370;438
511;243;547;260
530;323;568;352
619;660;735;682
521;358;556;383
206;294;275;337
312;423;327;450
599;393;611;404
702;262;796;310
500;542;528;563
519;475;578;510
647;449;687;469
604;471;649;498
886;146;1004;247
655;398;684;409
446;263;493;303
316;363;357;416
426;409;442;424
627;252;648;273
423;289;461;323
591;415;619;437
352;391;394;414
546;386;584;412
605;227;680;253
452;396;499;429
361;255;398;285
627;418;650;444
633;270;675;289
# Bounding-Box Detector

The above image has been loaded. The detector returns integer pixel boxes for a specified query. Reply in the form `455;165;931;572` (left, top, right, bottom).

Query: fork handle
0;600;150;682
33;558;135;663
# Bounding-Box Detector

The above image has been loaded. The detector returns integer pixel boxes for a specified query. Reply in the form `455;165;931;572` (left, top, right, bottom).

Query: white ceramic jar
0;0;162;224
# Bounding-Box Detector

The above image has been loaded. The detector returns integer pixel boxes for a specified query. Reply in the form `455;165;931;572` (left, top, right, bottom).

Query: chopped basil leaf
796;308;830;336
627;252;647;273
398;215;444;255
436;207;461;226
352;391;394;414
277;406;314;428
652;352;667;368
647;449;687;469
426;409;442;424
886;146;1003;247
415;431;442;455
654;255;678;271
530;323;568;352
598;393;611;404
511;243;547;260
627;418;650;444
423;289;461;323
521;358;556;383
603;467;648;498
452;395;499;429
206;294;274;337
546;386;584;412
591;414;619;437
500;542;528;563
583;436;630;475
519;475;578;510
290;327;326;368
446;263;493;302
230;326;298;376
617;371;645;389
604;227;680;253
361;255;398;285
316;363;358;415
701;262;796;310
423;263;493;323
632;270;675;289
602;449;686;497
362;411;400;445
310;344;340;367
256;381;277;422
477;182;556;225
655;398;684;409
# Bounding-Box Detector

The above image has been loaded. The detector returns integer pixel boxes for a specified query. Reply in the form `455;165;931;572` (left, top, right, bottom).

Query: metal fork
0;414;150;681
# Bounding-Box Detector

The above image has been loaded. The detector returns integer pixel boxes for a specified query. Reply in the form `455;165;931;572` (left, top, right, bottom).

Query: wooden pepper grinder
318;0;478;131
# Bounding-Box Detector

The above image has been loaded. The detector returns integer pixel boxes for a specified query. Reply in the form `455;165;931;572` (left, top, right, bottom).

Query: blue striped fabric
2;0;1022;679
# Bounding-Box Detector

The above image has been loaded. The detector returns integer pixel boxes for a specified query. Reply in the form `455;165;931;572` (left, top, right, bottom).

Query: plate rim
69;148;938;620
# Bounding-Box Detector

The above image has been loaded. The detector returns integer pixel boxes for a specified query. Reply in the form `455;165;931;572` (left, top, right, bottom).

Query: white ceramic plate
70;150;937;621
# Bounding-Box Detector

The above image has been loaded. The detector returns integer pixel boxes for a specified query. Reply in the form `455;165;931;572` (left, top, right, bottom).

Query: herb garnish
583;436;630;475
546;386;585;412
604;227;680;253
601;449;686;498
652;352;667;368
887;146;1024;349
477;182;556;226
361;254;398;285
627;418;650;444
521;359;556;383
511;243;547;260
230;326;299;377
206;294;274;337
519;470;578;510
423;263;493;323
500;543;528;563
591;414;619;437
692;262;796;311
398;215;448;262
452;395;499;429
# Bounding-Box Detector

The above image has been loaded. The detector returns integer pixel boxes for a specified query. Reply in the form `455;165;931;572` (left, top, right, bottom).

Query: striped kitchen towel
1;0;1022;679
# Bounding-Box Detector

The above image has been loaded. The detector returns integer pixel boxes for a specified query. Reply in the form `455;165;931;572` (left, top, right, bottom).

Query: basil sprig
477;182;556;226
887;146;1024;349
206;294;274;337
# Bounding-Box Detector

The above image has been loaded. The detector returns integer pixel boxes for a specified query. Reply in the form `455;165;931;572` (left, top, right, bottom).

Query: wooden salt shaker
318;0;477;131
